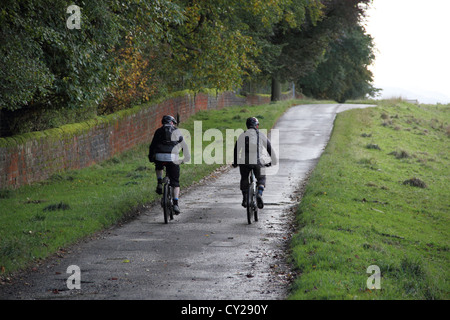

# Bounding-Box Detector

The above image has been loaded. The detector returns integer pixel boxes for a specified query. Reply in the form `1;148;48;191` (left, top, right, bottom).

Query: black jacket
148;124;190;163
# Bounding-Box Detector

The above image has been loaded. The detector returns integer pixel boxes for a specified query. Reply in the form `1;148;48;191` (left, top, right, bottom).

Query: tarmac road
0;103;374;300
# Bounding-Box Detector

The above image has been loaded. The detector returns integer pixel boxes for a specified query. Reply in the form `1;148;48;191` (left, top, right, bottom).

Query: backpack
162;124;178;146
243;128;260;165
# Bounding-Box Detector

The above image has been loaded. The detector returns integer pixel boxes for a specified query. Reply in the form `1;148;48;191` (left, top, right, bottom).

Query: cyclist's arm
180;138;190;163
233;134;244;167
148;130;159;162
261;133;278;165
172;128;191;163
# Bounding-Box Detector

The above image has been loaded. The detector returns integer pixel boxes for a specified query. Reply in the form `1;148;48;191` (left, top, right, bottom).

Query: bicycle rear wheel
163;183;170;224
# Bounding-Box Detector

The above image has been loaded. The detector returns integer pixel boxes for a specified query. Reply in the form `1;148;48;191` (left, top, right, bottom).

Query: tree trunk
271;76;281;102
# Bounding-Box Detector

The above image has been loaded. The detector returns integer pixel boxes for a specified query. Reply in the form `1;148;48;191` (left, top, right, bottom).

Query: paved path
0;104;374;300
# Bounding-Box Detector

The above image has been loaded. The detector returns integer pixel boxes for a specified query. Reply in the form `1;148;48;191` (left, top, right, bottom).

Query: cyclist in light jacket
232;117;277;209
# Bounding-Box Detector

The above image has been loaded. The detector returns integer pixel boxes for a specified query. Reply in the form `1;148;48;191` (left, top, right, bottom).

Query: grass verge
0;99;303;277
288;100;449;299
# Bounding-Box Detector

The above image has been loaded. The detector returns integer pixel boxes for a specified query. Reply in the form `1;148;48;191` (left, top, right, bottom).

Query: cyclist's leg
254;166;265;209
155;161;165;194
239;165;251;190
166;162;181;214
239;165;251;207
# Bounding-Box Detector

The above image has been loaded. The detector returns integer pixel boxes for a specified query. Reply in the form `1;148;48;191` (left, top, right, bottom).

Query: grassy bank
289;100;449;299
0;99;301;276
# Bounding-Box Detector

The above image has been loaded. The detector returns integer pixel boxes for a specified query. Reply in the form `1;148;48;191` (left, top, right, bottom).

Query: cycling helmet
246;117;259;129
162;115;177;125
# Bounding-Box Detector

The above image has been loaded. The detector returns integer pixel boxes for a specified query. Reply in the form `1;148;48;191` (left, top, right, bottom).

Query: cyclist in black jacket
232;117;277;209
149;115;190;214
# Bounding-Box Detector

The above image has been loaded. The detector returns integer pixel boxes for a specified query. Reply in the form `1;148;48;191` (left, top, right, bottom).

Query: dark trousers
239;164;266;191
155;161;180;187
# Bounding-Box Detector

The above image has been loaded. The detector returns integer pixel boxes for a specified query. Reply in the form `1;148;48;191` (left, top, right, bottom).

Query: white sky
364;0;450;103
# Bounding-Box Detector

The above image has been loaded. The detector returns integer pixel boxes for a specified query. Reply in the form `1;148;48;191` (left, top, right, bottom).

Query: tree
161;0;324;95
250;0;372;101
156;0;267;92
299;24;378;102
0;0;376;136
240;0;324;100
0;1;122;111
0;0;184;134
98;35;161;114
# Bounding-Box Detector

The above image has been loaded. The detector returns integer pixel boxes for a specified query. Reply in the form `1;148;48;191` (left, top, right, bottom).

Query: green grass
288;100;450;300
0;99;301;276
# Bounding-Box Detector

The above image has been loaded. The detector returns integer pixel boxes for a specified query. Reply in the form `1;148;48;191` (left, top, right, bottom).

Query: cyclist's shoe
173;204;181;215
256;194;264;209
241;192;248;208
156;183;163;195
256;186;264;209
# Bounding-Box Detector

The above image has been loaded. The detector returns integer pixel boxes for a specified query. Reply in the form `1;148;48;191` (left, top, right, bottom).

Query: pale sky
364;0;450;104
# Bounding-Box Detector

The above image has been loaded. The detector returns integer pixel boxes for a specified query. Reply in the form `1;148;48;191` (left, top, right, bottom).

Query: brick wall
0;91;293;189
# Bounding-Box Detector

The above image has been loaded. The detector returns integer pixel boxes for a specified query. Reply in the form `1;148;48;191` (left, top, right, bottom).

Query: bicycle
161;175;174;224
